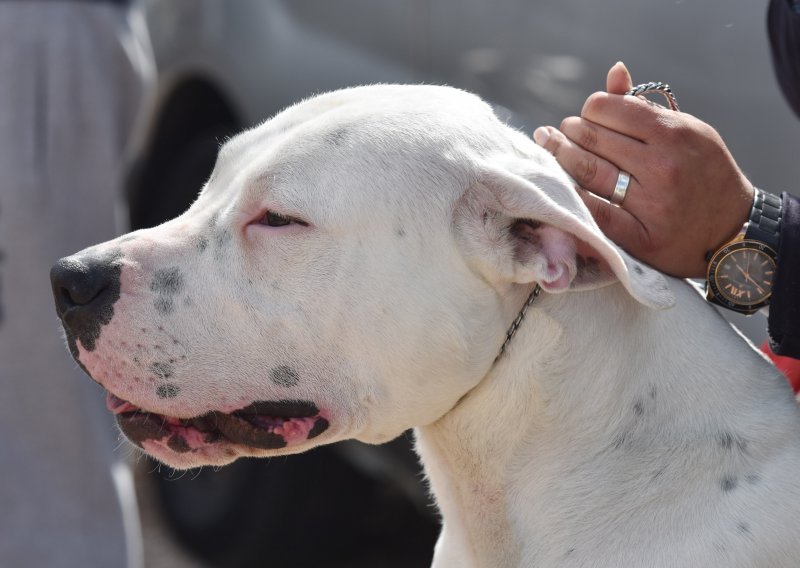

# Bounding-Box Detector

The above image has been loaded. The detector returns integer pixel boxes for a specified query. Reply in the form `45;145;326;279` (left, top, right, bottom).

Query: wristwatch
705;188;782;315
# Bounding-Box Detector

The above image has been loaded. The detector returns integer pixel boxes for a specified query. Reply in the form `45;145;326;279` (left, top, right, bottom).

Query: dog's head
50;85;673;468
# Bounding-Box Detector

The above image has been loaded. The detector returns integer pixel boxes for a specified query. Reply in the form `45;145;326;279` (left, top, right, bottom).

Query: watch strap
745;188;782;252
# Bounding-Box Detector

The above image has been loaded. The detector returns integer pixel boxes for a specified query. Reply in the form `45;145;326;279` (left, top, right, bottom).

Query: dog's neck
416;283;638;566
415;280;798;567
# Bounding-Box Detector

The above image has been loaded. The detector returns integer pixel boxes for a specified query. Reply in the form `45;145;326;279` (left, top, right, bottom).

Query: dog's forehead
222;85;503;174
280;84;500;135
201;86;517;221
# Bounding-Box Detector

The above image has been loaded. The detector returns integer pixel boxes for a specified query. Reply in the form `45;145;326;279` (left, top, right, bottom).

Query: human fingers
533;125;625;200
580;91;670;142
554;116;646;199
606;61;633;95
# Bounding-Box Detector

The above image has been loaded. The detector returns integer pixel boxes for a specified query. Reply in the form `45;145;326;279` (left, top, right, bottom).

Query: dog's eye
258;210;310;228
261;211;292;227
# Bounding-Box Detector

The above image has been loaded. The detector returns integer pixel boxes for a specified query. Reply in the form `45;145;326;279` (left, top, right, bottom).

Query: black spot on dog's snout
155;297;174;315
270;365;299;388
151;267;184;296
215;229;232;250
150;362;173;380
156;384;180;399
632;264;645;275
196;236;209;253
151;267;184;315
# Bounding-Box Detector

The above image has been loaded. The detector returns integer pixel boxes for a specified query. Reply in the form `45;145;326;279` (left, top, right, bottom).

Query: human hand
533;62;755;278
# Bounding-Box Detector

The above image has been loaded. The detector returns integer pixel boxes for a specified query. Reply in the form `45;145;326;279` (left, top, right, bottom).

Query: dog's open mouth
107;394;330;454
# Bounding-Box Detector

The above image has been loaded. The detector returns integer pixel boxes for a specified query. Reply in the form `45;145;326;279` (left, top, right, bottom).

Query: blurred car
128;1;799;566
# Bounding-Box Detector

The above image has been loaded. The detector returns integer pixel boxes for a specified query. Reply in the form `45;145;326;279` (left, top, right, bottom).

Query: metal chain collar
495;284;541;362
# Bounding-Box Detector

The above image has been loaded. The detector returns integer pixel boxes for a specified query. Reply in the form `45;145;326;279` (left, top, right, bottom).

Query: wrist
704;188;783;315
709;182;755;256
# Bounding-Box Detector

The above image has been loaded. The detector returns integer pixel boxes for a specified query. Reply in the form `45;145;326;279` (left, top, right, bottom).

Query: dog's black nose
50;250;122;352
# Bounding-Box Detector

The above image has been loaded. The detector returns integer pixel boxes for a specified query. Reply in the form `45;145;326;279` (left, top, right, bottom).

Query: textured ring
611;170;631;206
626;81;680;111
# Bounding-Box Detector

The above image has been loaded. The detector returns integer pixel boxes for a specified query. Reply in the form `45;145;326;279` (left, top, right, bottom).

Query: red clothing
763;341;800;393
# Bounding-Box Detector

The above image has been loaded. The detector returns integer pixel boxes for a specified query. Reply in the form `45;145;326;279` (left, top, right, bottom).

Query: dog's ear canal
506;218;579;293
456;156;675;310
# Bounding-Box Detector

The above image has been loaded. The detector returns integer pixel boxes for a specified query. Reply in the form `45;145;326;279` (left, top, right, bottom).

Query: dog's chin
106;393;331;469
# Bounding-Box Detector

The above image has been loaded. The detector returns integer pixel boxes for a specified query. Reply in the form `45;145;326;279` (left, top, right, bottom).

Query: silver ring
611;170;631;206
626;81;680;111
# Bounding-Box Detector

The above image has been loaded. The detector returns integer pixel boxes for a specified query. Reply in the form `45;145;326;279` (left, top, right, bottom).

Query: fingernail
533;126;550;146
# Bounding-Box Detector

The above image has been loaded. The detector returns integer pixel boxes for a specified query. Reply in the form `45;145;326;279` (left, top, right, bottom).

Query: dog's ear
455;155;674;309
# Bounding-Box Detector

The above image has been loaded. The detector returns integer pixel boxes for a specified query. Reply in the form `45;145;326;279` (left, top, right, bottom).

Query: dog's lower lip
107;393;329;451
233;399;319;418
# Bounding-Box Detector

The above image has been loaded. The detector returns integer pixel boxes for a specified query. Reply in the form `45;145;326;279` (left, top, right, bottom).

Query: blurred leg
0;3;153;567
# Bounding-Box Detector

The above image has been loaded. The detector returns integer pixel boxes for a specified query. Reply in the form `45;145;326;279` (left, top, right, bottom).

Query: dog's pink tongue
106;392;139;414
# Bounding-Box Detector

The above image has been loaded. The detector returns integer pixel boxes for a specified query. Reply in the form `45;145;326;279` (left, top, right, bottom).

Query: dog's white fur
72;85;800;566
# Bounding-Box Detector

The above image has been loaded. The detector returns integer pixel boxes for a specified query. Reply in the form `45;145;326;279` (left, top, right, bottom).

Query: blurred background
5;0;798;567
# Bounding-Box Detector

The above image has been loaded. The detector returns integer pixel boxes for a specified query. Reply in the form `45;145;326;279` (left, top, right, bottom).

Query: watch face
708;241;777;310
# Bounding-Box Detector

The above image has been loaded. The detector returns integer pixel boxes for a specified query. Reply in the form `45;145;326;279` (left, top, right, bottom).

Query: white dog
51;85;800;567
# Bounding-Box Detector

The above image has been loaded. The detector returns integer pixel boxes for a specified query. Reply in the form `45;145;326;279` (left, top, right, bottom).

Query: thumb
606;61;633;94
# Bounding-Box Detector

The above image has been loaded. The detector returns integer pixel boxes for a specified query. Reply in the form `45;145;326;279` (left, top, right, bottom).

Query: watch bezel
707;240;777;313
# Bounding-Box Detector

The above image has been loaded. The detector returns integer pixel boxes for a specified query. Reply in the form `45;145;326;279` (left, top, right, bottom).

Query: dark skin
534;62;754;279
